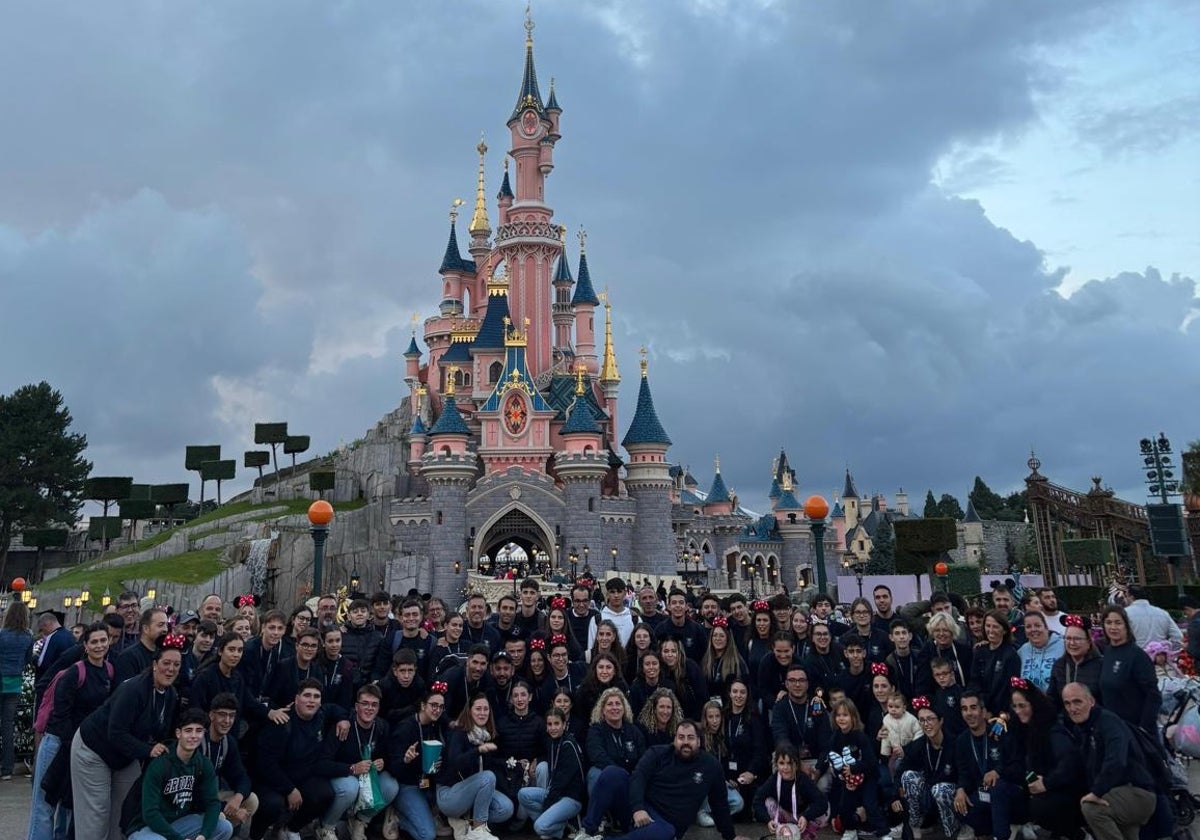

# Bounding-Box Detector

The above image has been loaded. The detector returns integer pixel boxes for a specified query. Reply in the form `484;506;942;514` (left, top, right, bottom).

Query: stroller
1161;685;1200;828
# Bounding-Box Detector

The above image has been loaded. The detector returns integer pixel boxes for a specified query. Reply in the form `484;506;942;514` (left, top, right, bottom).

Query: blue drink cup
421;740;442;774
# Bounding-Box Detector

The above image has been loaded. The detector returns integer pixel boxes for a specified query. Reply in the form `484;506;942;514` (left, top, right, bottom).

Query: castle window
489;361;503;383
436;511;443;525
588;497;595;512
858;540;865;551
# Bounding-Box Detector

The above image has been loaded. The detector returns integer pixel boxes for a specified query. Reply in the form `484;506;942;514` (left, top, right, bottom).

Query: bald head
1061;682;1095;724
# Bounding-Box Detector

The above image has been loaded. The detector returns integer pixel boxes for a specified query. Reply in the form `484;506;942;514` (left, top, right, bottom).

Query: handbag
355;746;386;818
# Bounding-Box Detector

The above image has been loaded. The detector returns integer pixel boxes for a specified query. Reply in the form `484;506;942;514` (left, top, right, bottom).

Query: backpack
34;659;114;734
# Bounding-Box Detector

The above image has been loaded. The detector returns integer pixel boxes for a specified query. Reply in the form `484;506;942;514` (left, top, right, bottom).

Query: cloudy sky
2;0;1198;516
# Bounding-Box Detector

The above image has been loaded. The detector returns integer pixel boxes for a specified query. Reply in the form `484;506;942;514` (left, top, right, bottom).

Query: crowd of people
0;574;1196;840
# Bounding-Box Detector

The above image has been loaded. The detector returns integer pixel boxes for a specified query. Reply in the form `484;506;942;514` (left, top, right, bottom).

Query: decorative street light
803;495;830;593
935;560;950;593
569;547;579;579
349;567;361;593
307;500;335;595
853;559;867;598
692;549;702;581
583;546;590;574
610;546;618;573
101;587;112;608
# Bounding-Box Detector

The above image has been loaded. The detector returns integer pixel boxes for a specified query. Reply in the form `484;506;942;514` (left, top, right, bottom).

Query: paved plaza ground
0;760;1194;840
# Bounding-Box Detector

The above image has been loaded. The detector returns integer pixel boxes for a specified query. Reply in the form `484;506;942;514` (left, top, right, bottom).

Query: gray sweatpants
1080;785;1156;840
69;730;142;840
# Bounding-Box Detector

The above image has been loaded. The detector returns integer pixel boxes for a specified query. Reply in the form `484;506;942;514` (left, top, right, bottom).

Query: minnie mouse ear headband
235;594;260;609
712;616;729;628
160;633;187;651
429;681;449;695
549;596;568;611
870;662;889;676
1061;614;1086;629
911;696;931;710
751;599;771;613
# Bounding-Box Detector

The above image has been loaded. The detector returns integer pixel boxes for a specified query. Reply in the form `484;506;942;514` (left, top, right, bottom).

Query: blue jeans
698;784;745;820
127;813;234;840
435;771;514;825
28;732;65;840
583;768;675;840
394;783;438;840
0;693;17;775
518;761;581;838
324;771;400;825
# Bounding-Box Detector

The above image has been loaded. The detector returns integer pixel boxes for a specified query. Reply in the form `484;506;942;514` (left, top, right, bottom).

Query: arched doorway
476;505;556;577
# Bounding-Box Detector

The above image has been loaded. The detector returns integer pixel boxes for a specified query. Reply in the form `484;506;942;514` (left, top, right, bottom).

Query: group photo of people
1;575;1197;840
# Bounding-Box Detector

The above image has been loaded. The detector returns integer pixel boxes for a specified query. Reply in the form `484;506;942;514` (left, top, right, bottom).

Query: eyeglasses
356;700;380;708
213;711;237;720
918;718;938;726
298;643;319;650
786;677;807;683
426;702;445;710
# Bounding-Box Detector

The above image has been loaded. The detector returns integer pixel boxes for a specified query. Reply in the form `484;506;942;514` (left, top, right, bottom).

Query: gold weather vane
574;363;586;395
470;135;490;234
449;197;464;224
577;226;588;253
525;1;534;43
639;345;648;377
446;366;459;397
714;454;721;474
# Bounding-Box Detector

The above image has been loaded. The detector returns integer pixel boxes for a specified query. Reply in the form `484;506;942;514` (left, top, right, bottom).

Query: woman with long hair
696;699;748;826
524;639;548;694
515;709;585;840
822;698;888;840
701;617;747;700
840;597;890;662
586;619;625;671
723;678;769;809
583;687;644;792
968;609;1021;717
435;694;514;840
317;625;355;711
281;604;314;658
659;636;705;719
635;687;682;747
622;623;655;684
628;649;675;715
550;688;585;745
429;612;470;677
574;653;627;731
543;601;584;663
801;620;846;697
790;609;813;660
0;600;33;780
29;621;112;840
1009;680;1085;840
1097;605;1160;732
1046;615;1101;710
387;685;448;840
745;601;776;683
71;635;184;840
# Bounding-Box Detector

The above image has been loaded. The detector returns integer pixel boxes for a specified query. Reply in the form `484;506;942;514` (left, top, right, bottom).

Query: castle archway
475;503;557;575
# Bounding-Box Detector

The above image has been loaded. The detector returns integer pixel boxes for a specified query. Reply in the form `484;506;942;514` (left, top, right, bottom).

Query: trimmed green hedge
87;517;122;541
200;459;236;481
185;445;221;471
84;476;133;501
284;435;311;455
254;423;288;445
310;471;335;492
244;451;270;468
895;518;958;552
151;484;189;505
118;499;157;520
1061;539;1113;568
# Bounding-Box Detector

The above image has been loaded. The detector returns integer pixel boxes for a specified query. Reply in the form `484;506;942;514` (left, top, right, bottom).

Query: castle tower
497;159;514;226
598;290;621;438
773;463;812;592
475;316;556;474
501;7;559;375
961;497;984;564
551;226;576;354
572;230;600;374
469;267;513;401
467;138;493;313
622;352;675;576
556;366;608;563
843;469;861;530
703;456;734;516
438;206;469;319
422;373;477;595
403;330;422;389
896;488;910;517
407;385;428;476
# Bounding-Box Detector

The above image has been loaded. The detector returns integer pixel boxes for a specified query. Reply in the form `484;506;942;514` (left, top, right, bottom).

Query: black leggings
251;777;335;838
1029;788;1086;840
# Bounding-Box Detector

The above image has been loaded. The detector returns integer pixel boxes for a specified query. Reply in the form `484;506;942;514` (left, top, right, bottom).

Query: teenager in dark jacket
801;622;847;696
71;638;183;840
496;680;544;816
190;632;272;724
378;647;428;725
250;679;350;840
820;698;888;839
428;613;473;678
319;684;400;840
201;692;256;831
752;743;828;840
317;625;355;711
338;598;383;686
584;688;645;791
238;610;287;702
370;598;433;683
516;709;584;839
264;628;327;712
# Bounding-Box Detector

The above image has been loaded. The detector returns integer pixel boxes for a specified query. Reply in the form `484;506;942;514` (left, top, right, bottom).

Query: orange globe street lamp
804;495;831;594
308;500;335;594
934;560;950;593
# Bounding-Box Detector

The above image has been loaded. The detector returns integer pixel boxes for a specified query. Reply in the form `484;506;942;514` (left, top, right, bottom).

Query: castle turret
961;497;984;564
598;290;621;440
407;385;429;475
404;331;422;387
546;76;562;140
572;230;600;374
467;139;492;312
438;205;472;318
421;373;477;595
552;226;576;354
843;469;861;530
497;158;514;226
703;456;733;516
622;352;674;576
896;487;909;517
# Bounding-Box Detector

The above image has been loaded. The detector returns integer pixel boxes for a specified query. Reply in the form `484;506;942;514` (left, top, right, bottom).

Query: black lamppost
692;549;701;580
804;496;830;593
854;558;866;598
583;545;590;573
349;567;361;593
569;547;579;579
610;546;618;573
307;501;334;595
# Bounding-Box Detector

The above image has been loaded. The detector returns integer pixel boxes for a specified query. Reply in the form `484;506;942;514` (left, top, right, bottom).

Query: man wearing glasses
265;629;329;713
203;692;258;830
566;585;599;644
321;684;400;840
111;591;143;655
538;640;584;712
769;663;831;783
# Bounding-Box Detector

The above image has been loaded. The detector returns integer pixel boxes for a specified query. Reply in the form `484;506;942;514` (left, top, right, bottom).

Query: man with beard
439;645;494;720
113;607;170;683
567;585;600;644
574;720;751;840
770;664;832;777
462;594;503;654
1036;589;1065;635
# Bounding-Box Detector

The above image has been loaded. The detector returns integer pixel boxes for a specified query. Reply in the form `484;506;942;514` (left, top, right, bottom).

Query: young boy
929;659;964;739
884;621;920;701
379;648;426;726
127;708;234;840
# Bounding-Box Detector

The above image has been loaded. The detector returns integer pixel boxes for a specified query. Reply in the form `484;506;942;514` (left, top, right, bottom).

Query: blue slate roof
681;489;705;506
439;222;476;274
404;334;422;357
707;471;731;504
775;488;802;510
553;251;574;284
561;394;600;435
768;477;781;501
546;82;561;112
621;373;671;448
742;514;782;542
440;337;474;364
510;39;547;122
843;469;859;501
832;500;845;518
497;169;514;200
411;415;427;435
571;251;600;306
480;345;553;413
545;373;606;422
429;395;470;436
472;290;511;350
963;499;982;523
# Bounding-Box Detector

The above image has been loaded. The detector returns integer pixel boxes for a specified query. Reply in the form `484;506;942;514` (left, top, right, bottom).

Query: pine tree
935;494;965;520
969;476;1006;520
867;515;896;573
923;490;938;518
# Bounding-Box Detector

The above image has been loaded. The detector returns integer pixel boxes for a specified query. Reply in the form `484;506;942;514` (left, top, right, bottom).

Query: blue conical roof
429;395;470;436
843;469;859;501
776;488;802;510
561;394;600;435
546;81;561;112
509;36;546;122
439;222;474;274
963;498;982;523
405;334;422;357
497;169;513;200
571;251;600;306
707;469;731;504
411;415;427;435
472;289;512;350
621;372;671;448
554;251;574;284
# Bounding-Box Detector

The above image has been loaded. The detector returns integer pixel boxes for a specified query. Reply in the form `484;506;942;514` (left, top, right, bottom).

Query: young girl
822;698;888;840
515;709;585;839
878;692;921;776
622;624;656;684
751;743;827;840
587;620;626;671
697;699;747;826
702;617;748;700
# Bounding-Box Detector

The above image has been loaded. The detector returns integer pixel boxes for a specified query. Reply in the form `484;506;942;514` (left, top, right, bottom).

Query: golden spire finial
577;226;588;253
574;363;586;395
449;197;464;224
525;1;534;45
446;366;459;397
469;136;490;235
599;287;620;383
639;345;648;378
414;384;426;415
558;224;567;245
410;312;420;334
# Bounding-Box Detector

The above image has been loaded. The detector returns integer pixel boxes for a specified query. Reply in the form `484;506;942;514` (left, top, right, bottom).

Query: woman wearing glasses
387;684;449;840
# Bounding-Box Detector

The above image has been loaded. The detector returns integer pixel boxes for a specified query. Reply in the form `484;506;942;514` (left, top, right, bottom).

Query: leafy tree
310;470;335;499
0;382;91;580
867;515;895;574
150;484;189;525
244;451;270;484
1001;490;1027;522
118;496;157;546
969;476;1006;520
284;435;311;472
935;493;964;520
923;490;938;518
83;476;133;550
200;460;236;505
254;422;289;492
185;445;221;508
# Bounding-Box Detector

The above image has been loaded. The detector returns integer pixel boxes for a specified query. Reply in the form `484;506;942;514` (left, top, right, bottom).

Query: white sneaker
1021;825;1037;840
465;826;499;840
572;829;603;840
912;829;922;840
381;808;400;840
316;825;337;840
842;831;859;840
281;832;302;840
887;827;903;840
447;816;471;840
698;812;715;827
350;815;369;840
